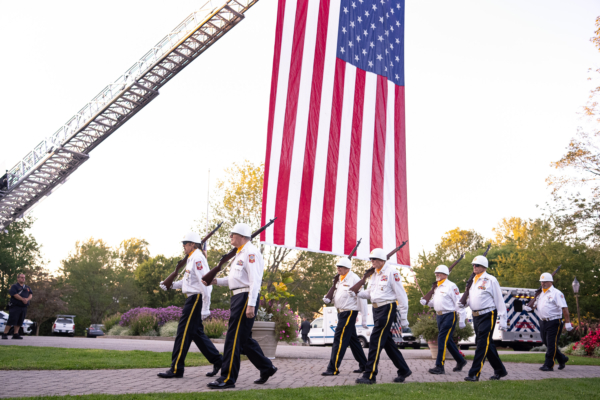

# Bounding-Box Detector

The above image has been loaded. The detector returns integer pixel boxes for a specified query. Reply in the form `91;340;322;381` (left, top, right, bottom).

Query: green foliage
129;312;158;336
410;310;473;342
159;321;178;337
203;319;227;338
101;313;122;333
26;268;69;335
261;301;299;343
107;325;126;336
135;255;185;308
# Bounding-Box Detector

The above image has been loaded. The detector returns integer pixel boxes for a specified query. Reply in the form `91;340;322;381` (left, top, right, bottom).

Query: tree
433;228;484;260
114;238;149;312
135;255;185;308
25;268;69;335
0;217;43;309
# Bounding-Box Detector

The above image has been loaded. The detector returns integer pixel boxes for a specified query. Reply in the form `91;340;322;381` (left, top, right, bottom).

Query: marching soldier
157;232;223;378
353;249;411;385
321;258;369;376
420;265;468;374
204;223;277;390
524;273;573;371
462;256;508;382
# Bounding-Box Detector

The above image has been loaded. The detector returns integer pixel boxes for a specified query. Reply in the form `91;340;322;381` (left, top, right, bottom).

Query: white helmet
369;248;387;261
472;255;488;268
231;223;252;238
182;232;202;244
540;273;553;282
434;265;450;275
336;258;352;269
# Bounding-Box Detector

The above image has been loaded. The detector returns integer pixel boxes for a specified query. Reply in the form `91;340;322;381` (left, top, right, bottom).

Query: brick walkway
1;359;599;398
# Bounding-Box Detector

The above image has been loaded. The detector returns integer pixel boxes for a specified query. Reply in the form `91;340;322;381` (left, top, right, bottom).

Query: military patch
560;294;564;298
249;254;256;263
196;261;203;270
237;260;244;266
381;275;388;282
454;288;460;295
394;273;400;282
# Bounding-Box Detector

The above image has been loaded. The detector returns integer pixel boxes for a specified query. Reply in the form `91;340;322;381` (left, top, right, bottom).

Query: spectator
2;273;33;340
301;316;311;346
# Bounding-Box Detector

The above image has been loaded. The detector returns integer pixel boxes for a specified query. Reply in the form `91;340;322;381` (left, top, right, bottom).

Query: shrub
204;319;227;338
410;310;474;342
259;299;299;343
146;329;158;337
560;343;575;355
594;347;600;357
572;343;587;356
120;306;182;327
255;307;273;322
130;312;159;336
530;345;547;352
107;325;126;336
119;328;132;336
206;308;230;321
575;327;600;356
102;313;122;333
159;321;179;337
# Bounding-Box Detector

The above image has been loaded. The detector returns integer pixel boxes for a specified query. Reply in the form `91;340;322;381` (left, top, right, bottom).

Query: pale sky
1;0;598;272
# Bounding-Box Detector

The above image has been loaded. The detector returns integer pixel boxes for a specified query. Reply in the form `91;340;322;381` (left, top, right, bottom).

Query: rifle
163;222;223;290
324;239;362;301
459;244;491;306
202;218;277;285
526;264;562;308
421;253;465;303
349;240;408;294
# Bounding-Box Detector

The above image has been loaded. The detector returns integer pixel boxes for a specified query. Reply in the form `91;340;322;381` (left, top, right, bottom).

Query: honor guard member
353;248;412;385
524;273;573;371
2;273;33;340
205;223;277;390
420;265;468;374
462;256;508;382
321;258;369;376
157;232;222;378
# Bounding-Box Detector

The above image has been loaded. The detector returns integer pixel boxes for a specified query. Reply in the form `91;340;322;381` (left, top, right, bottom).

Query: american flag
261;0;409;266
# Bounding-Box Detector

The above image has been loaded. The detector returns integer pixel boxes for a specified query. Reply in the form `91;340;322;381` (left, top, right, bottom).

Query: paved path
1;358;599;398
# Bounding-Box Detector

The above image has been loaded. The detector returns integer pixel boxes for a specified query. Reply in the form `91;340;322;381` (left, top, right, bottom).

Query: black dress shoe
489;370;508;380
1;334;8;340
558;357;569;370
207;380;235;389
254;366;278;384
400;370;412;379
353;368;365;373
157;370;183;378
428;366;445;375
539;366;553;372
321;370;337;376
453;360;468;372
393;375;405;383
206;362;222;377
464;376;479;382
356;377;376;384
12;334;23;340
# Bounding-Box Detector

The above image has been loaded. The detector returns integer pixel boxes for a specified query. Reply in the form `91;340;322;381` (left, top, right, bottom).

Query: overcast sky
1;0;599;272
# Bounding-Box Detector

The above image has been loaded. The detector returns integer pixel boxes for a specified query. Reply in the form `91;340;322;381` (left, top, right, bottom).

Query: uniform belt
541;316;562;322
436;310;455;316
232;287;250;296
184;293;200;298
372;300;395;308
337;308;357;313
472;307;495;317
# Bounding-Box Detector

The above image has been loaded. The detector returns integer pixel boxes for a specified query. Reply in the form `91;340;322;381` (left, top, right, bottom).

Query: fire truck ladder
0;0;258;231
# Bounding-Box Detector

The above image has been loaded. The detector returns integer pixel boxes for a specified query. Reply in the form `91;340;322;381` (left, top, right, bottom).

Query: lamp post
572;277;581;332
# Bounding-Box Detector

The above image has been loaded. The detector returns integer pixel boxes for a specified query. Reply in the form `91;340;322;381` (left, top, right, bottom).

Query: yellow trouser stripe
476;310;495;377
370;305;393;380
224;297;249;383
552;319;563;367
334;311;353;374
441;312;456;366
174;295;200;373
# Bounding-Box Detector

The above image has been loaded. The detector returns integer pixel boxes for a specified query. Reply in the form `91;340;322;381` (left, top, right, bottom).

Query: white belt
185;292;200;298
472;307;495;317
373;300;396;308
232;287;250;296
541;316;562;322
436;310;455;316
337;308;358;313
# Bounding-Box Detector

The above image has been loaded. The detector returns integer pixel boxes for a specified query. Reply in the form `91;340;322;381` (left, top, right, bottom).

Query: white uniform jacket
172;249;211;317
331;271;368;317
358;263;409;321
535;286;568;320
426;279;467;323
216;241;264;305
465;271;507;323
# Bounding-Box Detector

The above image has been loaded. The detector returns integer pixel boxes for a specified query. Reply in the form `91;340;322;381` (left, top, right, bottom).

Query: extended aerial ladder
0;0;258;231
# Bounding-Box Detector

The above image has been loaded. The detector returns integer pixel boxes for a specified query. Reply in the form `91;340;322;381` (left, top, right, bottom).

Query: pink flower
280;337;282;339
277;309;280;312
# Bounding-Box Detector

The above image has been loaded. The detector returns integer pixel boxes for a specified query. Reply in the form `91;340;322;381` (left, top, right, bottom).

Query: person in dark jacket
3;274;32;340
301;317;311;345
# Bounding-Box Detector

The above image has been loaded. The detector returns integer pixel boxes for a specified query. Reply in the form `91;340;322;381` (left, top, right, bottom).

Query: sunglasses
182;241;192;245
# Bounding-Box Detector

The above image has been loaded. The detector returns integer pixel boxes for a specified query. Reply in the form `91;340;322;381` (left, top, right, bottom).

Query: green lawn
8;378;600;400
464;353;600;366
0;346;210;370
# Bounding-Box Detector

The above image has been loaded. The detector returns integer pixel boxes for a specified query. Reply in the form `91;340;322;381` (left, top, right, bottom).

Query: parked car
0;310;34;335
86;324;105;338
398;326;422;349
52;315;76;336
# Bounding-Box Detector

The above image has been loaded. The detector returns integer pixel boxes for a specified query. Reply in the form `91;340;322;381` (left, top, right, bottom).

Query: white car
52;315;76;336
0;310;34;335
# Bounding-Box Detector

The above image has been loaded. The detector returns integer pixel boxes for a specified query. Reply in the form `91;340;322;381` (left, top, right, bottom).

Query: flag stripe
382;79;397;253
394;85;408;265
370;74;387;250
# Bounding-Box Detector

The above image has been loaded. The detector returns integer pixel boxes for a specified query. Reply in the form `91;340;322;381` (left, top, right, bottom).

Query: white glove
458;302;466;309
400;318;409;328
565;323;573;331
202;311;211;320
323;297;331;304
159;281;168;291
459;321;466;329
499;320;507;331
523;306;532;312
348;290;357;298
420;298;427;306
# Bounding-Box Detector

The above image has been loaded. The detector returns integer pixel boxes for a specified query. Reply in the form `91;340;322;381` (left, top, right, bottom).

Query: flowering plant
574;327;600;356
259;299;299;343
120;306;182;327
206;308;230;321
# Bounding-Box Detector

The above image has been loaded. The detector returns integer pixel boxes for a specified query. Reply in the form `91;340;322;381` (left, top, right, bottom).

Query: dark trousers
171;294;203;374
326;310;367;374
436;312;465;367
302;333;309;343
541;319;567;368
362;303;410;380
468;310;506;378
192;320;223;366
220;292;273;384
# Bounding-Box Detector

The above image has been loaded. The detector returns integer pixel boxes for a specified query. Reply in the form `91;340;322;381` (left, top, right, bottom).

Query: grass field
8;378;600;400
464;353;600;366
0;346;210;370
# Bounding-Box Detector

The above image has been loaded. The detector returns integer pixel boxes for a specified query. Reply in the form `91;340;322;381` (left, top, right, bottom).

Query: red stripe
295;0;331;248
394;85;409;265
319;58;346;251
273;0;309;245
343;68;366;255
370;75;387;250
261;0;287;241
